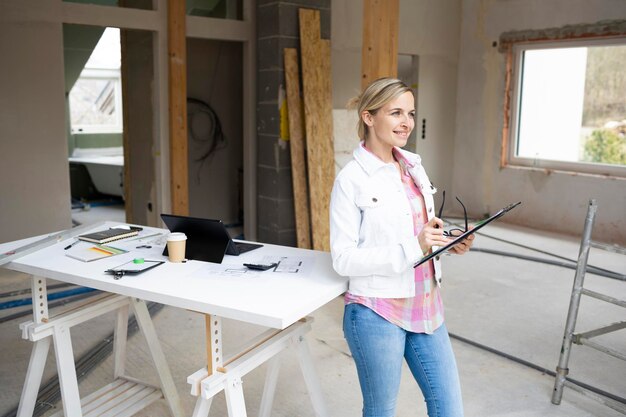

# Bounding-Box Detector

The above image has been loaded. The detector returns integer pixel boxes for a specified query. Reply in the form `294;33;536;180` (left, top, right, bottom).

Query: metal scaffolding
552;199;626;414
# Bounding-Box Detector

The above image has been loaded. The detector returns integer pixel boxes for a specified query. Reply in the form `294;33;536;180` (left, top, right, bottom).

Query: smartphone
243;263;277;271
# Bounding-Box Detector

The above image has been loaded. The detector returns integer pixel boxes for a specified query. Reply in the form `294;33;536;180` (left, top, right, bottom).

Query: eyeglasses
437;191;468;238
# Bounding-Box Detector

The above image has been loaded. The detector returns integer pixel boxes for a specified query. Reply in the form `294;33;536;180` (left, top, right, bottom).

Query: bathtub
69;148;124;198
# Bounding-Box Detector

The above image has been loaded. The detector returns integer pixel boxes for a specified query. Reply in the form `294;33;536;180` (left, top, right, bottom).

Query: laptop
160;214;263;264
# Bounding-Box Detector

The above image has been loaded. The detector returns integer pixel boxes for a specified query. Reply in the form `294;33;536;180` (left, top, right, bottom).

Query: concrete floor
0;206;624;417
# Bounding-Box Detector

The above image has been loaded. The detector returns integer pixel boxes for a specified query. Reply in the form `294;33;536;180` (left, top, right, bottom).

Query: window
69;28;123;134
507;38;626;176
186;0;243;19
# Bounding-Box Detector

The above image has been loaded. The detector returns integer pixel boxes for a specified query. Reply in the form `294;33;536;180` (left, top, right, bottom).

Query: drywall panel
122;29;156;226
333;109;359;171
453;0;626;244
0;19;72;242
414;57;457;195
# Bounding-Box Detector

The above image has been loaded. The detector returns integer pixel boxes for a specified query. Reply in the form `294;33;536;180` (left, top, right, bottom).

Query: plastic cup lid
167;232;187;241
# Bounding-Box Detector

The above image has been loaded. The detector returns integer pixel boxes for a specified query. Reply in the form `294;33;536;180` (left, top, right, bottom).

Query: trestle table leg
52;326;82;417
296;336;329;417
258;355;282;417
225;374;248;417
113;304;129;378
17;337;51;417
192;396;213;417
131;298;184;417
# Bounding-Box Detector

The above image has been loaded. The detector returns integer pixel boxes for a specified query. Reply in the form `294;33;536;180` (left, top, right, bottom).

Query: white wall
453;0;626;244
331;0;462;194
0;10;72;242
0;1;259;244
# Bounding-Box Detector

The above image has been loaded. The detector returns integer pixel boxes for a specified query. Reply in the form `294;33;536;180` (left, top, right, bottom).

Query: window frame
504;37;626;178
70;68;124;135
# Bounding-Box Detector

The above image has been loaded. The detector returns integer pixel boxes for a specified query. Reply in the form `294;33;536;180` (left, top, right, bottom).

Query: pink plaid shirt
344;148;445;334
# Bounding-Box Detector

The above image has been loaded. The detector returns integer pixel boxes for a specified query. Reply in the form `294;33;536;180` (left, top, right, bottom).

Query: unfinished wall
453;0;626;244
0;13;72;242
122;29;156;226
256;0;330;245
187;38;243;226
331;0;462;194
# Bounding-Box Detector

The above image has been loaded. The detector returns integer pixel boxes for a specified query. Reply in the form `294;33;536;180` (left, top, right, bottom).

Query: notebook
160;214;263;264
78;227;141;244
65;244;128;262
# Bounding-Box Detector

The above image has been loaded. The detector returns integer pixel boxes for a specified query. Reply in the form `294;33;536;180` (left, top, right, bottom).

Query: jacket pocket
355;193;384;209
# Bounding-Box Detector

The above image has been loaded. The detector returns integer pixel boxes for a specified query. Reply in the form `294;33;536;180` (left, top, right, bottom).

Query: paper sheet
189;256;315;280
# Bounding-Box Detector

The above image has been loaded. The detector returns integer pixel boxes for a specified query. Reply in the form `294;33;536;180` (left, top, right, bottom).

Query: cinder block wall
256;0;330;245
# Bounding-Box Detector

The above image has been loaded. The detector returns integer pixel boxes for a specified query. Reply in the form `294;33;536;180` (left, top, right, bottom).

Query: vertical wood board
361;0;399;88
284;48;312;249
299;9;334;252
205;315;213;374
168;0;189;215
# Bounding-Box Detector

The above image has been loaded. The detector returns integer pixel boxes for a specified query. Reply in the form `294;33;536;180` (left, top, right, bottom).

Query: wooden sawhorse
187;316;329;417
17;275;184;417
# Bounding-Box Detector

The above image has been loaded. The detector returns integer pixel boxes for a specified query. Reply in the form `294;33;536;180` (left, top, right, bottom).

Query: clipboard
414;201;521;268
105;259;164;279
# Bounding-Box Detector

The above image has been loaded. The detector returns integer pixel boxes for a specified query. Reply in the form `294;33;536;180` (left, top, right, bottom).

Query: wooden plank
205;314;214;375
361;0;399;88
168;0;189;215
299;9;334;252
501;45;513;168
81;380;132;415
205;314;223;377
283;48;312;249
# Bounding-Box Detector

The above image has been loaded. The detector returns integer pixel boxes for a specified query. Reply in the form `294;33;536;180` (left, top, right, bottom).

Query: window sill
501;163;626;181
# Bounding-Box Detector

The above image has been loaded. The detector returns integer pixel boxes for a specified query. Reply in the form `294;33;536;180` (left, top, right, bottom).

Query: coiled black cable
187;97;226;181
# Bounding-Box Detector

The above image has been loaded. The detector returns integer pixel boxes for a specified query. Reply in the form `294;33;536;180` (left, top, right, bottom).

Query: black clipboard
414;201;521;268
105;259;164;279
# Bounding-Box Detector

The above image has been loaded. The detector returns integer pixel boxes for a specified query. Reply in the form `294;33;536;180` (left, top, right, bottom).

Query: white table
1;222;348;417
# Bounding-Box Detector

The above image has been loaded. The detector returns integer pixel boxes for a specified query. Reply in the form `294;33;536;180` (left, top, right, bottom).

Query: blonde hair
348;78;413;141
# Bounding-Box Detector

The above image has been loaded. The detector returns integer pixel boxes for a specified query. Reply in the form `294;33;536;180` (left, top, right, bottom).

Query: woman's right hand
418;217;450;255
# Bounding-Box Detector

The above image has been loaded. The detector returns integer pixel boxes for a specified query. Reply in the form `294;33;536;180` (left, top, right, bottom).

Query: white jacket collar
353;141;422;176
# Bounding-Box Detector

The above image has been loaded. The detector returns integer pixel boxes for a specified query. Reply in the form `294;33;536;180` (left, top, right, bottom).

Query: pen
124;232;163;242
64;240;80;250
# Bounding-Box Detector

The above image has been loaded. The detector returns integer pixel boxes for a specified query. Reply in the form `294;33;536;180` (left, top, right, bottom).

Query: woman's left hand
447;228;475;255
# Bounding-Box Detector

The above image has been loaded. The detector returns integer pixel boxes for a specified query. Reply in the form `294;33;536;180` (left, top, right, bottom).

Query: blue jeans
343;303;464;417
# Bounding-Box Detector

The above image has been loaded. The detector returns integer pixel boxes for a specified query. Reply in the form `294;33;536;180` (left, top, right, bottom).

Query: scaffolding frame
552;199;626;414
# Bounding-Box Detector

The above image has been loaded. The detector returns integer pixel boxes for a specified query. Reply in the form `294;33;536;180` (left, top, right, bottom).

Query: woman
330;77;474;417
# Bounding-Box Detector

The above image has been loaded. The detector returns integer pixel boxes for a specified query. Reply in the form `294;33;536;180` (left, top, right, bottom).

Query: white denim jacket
330;143;442;298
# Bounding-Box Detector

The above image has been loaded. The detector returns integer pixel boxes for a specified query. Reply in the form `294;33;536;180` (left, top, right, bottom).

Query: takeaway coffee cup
166;232;187;263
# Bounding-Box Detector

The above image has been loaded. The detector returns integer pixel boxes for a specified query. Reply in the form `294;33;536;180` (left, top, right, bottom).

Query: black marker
64;240;80;250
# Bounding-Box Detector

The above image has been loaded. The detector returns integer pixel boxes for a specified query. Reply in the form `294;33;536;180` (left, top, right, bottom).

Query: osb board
299;8;334;252
361;0;399;88
284;48;312;249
